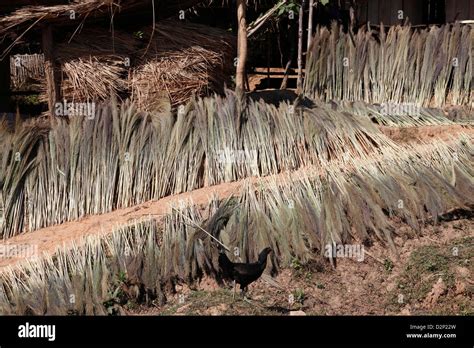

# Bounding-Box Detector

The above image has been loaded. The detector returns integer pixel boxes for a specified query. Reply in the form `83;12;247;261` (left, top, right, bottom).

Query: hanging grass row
304;23;473;108
0;136;472;315
1;91;405;238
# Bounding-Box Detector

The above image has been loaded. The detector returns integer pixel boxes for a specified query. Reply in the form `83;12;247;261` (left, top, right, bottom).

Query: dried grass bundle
333;100;474;127
58;56;126;102
35;21;235;108
130;21;235;109
35;27;140;103
0;91;466;238
130;47;224;110
304;23;473;108
0;0;204;36
0;136;472;315
9;54;45;91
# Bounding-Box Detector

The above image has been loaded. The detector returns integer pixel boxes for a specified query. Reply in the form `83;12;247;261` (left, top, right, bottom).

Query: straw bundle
333;100;474;127
0;90;466;238
34;21;235;108
130;22;236;109
0;135;472;314
0;0;122;36
0;0;205;36
9;54;45;91
130;48;218;111
304;23;473;108
34;27;140;103
58;56;126;102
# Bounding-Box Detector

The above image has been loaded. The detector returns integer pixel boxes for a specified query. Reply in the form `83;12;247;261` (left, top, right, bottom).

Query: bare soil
379;124;474;143
131;216;473;316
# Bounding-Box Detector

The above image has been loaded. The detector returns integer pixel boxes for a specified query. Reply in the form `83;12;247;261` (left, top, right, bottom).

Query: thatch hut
33;21;234;110
1;0;236;113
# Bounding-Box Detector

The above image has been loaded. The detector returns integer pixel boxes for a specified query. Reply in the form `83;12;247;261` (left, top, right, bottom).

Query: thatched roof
0;0;206;37
0;0;276;35
12;20;236;109
129;22;236;109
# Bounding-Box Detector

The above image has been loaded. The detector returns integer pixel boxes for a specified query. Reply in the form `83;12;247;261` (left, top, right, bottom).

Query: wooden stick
170;206;230;252
307;0;314;50
296;0;306;93
42;24;61;117
280;59;292;89
247;0;288;38
364;250;385;265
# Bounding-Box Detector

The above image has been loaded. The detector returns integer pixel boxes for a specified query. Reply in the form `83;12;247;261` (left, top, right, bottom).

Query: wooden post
297;0;306;93
267;32;271;89
0;56;10;113
280;12;297;90
236;0;248;92
42;24;60;116
307;0;314;50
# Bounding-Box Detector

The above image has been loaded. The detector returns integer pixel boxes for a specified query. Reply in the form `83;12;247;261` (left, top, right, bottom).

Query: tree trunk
236;0;247;92
42;24;61;117
296;0;306;93
307;0;314;50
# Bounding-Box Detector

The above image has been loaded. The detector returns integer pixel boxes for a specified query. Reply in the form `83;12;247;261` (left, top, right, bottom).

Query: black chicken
218;247;272;298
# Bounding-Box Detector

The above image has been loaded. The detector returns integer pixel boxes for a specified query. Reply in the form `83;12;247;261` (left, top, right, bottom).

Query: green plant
292;288;305;304
384;259;394;273
276;0;298;17
133;30;144;39
290;257;303;271
386;237;474;314
21;94;41;105
290;257;313;280
117;271;127;284
103;271;131;314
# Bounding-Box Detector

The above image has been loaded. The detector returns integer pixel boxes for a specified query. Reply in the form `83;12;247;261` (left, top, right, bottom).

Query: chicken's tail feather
218;251;234;279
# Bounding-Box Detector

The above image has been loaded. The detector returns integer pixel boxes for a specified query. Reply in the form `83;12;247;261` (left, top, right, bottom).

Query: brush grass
1;91;407;238
333;100;473;127
0;137;472;315
304;23;473;108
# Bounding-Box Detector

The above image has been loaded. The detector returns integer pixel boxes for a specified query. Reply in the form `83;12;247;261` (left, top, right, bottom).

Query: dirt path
0;124;472;270
379;124;473;143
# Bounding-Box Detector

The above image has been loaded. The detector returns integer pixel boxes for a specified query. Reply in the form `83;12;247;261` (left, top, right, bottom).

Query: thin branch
0;15;47;61
247;0;287;38
171;207;231;252
142;0;156;58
